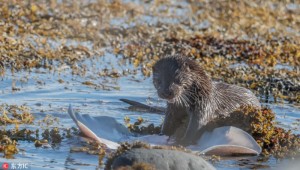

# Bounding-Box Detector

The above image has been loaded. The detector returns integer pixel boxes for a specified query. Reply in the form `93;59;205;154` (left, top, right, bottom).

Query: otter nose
161;89;174;99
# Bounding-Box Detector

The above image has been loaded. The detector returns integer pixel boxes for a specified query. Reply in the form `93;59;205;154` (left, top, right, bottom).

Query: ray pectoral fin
67;105;120;149
68;105;100;141
196;126;262;156
68;104;79;125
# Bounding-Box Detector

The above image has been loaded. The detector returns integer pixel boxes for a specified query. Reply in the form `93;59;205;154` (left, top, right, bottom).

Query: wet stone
111;148;215;170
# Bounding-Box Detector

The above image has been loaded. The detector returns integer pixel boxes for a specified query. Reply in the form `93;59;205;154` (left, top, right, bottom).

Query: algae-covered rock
110;148;215;170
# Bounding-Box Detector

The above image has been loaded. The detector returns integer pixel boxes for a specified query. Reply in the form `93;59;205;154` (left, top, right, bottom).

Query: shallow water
0;54;300;170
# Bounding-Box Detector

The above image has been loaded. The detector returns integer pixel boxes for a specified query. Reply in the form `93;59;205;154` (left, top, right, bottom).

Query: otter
152;55;260;145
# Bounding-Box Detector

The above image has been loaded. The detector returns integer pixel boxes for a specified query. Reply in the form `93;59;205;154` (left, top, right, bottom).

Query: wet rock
111;148;215;170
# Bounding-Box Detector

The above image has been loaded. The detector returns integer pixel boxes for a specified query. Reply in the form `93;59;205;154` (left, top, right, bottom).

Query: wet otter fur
152;55;261;145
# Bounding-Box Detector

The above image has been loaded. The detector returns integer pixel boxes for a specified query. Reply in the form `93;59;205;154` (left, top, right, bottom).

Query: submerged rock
110;148;215;170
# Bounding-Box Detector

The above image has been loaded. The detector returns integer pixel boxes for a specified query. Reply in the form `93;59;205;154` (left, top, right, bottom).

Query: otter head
152;55;212;105
153;55;207;105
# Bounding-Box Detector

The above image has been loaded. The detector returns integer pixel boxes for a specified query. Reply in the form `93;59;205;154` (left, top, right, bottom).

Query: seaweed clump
34;127;78;147
0;104;34;125
70;141;106;166
0;135;18;159
41;128;62;144
242;106;300;158
124;116;161;135
0;105;78;149
0;104;35;158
